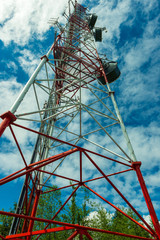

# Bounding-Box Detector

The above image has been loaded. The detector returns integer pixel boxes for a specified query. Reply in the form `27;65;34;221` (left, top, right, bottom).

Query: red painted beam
9;125;28;167
84;168;133;184
84;184;154;237
0;211;154;240
0;148;78;185
84;231;93;240
84;151;156;237
26;190;41;240
0;167;26;185
80;150;82;182
132;162;160;239
36;185;80;240
67;231;79;240
38;169;79;183
11;122;132;167
0;234;5;240
6;226;74;239
0;111;16;137
41;182;79;194
57;47;98;71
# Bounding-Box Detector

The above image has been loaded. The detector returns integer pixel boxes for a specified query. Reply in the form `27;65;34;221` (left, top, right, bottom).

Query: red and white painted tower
0;1;160;239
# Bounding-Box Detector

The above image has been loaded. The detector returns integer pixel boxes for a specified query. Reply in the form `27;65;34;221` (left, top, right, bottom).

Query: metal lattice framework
0;1;160;239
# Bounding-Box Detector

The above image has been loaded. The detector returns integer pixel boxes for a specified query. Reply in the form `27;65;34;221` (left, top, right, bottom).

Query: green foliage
0;203;16;236
0;210;12;236
0;189;154;240
87;207;152;240
32;185;93;240
86;206;113;240
66;185;93;226
33;185;66;240
111;208;151;239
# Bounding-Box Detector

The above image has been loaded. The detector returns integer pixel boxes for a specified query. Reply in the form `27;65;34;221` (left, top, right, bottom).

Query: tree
68;185;92;225
0;210;12;236
85;205;113;240
0;188;153;239
33;185;67;240
33;185;94;239
111;208;151;240
86;206;152;240
0;203;17;237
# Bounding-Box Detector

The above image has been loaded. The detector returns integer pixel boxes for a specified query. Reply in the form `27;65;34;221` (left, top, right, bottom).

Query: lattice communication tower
0;1;160;239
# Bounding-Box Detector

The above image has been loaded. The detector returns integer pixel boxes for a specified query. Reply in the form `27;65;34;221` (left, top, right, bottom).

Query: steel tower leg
26;190;41;240
132;162;160;239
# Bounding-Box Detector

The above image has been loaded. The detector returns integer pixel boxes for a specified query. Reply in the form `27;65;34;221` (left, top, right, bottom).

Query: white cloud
91;0;131;41
0;0;68;46
0;78;23;113
18;49;40;76
6;61;18;73
86;209;114;221
135;0;159;13
143;214;152;225
0;142;33;175
124;36;160;71
146;171;160;188
0;0;15;24
128;123;160;169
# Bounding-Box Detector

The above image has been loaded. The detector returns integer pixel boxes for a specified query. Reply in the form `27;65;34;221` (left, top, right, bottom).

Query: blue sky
0;0;160;226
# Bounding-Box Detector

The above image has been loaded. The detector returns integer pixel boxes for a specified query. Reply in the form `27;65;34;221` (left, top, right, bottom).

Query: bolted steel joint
131;161;142;170
0;111;17;122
